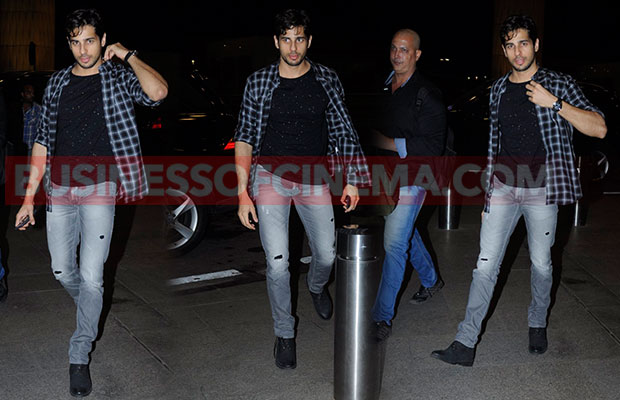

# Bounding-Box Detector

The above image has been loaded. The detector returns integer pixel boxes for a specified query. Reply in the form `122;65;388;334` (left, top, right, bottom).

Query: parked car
0;62;237;256
134;62;237;255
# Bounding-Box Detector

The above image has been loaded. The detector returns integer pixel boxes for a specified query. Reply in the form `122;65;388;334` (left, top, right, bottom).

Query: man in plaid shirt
234;9;368;369
15;8;167;397
432;14;606;367
20;83;42;153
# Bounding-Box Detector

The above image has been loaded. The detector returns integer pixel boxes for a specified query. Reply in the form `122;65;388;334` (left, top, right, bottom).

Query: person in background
21;83;43;154
370;29;447;342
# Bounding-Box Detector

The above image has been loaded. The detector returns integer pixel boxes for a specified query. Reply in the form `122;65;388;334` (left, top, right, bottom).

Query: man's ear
273;35;279;50
101;33;107;47
534;38;539;53
308;35;312;48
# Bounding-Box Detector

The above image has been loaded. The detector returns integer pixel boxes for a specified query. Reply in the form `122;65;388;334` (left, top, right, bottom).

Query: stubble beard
76;52;102;70
511;56;536;72
282;53;305;67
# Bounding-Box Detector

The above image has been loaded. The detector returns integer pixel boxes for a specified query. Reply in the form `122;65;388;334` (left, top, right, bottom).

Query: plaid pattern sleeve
35;62;163;205
34;78;55;149
100;62;162;201
233;73;264;149
484;68;604;212
314;64;370;187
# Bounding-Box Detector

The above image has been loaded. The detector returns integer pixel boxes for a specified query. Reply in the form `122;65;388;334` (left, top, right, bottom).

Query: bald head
393;29;420;50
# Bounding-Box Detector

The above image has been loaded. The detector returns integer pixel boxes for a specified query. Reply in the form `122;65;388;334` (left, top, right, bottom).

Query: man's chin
78;62;98;70
511;59;535;72
283;56;304;67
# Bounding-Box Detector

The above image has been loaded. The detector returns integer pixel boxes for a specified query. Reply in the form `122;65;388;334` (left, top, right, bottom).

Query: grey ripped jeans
253;165;336;339
47;181;116;364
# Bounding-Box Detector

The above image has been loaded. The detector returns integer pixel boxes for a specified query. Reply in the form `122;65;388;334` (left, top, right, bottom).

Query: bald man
370;29;447;341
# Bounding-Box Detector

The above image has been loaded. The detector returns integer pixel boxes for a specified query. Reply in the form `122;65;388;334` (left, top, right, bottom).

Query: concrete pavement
1;195;619;399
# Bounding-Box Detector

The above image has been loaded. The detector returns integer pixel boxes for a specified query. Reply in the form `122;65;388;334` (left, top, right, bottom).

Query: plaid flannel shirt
484;68;604;212
234;59;369;196
35;61;161;206
23;102;42;149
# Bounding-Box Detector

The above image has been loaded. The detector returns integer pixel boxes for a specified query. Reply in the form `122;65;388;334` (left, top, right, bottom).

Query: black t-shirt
259;69;329;184
496;80;547;188
52;73;115;186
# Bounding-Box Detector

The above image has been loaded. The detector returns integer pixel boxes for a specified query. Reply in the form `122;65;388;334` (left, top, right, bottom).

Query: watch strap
124;50;137;63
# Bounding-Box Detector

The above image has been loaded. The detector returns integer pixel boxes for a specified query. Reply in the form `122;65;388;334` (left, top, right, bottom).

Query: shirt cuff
394;138;407;158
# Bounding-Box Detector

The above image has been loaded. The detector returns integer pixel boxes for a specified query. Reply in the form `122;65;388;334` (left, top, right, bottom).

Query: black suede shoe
274;337;296;369
69;363;92;397
0;277;7;303
431;341;475;366
375;321;392;342
410;279;444;304
529;327;548;354
310;287;333;320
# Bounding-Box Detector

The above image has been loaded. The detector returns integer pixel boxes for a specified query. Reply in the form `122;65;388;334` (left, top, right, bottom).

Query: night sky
52;1;619;97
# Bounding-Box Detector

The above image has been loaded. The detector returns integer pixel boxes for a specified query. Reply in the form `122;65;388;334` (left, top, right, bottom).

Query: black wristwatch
124;50;138;63
552;98;563;112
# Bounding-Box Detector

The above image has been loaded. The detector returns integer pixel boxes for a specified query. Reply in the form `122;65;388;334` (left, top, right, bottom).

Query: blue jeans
372;185;437;323
455;177;558;348
254;165;335;339
47;182;116;364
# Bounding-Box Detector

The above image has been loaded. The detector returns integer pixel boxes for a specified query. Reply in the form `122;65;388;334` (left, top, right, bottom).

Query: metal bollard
334;226;385;400
438;185;460;230
573;156;588;226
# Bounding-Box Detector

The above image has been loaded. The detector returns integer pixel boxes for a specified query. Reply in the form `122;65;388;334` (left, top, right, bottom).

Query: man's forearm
558;102;607;139
235;141;253;197
24;142;47;204
371;129;397;152
127;56;168;102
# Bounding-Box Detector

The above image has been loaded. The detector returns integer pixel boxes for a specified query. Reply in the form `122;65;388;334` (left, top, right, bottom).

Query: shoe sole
70;388;92;397
275;361;297;370
430;352;473;367
528;347;547;355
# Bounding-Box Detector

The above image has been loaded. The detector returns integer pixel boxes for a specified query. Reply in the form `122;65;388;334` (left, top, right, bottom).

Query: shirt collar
385;70;415;88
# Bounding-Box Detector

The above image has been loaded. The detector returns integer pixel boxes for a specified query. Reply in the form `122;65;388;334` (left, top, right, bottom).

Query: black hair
273;9;311;38
499;14;538;46
65;9;105;39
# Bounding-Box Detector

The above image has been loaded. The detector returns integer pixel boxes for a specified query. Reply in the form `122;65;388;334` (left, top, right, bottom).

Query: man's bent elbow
597;123;608;139
150;86;168;102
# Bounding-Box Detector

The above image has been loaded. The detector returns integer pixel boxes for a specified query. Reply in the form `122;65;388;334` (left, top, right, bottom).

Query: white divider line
167;269;243;286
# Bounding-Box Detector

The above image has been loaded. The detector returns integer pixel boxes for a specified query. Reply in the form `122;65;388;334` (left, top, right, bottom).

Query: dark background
52;1;620;103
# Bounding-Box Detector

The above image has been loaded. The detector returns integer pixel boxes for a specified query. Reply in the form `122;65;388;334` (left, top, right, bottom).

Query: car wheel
590;150;609;181
163;189;209;255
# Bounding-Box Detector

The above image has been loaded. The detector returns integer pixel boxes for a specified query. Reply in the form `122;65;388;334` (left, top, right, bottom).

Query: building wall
0;0;55;72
